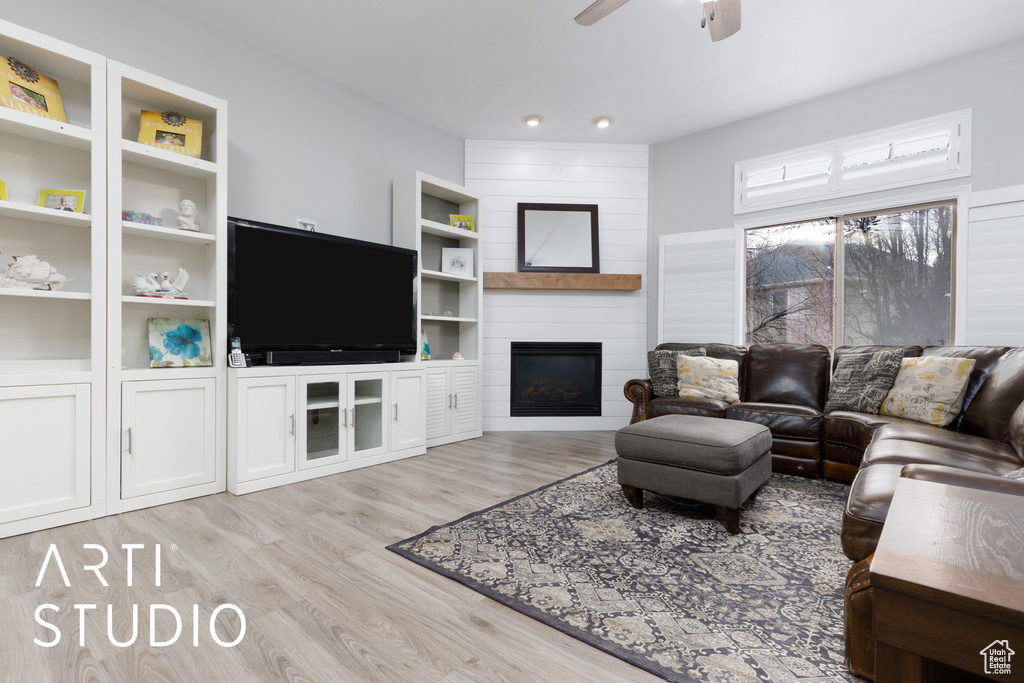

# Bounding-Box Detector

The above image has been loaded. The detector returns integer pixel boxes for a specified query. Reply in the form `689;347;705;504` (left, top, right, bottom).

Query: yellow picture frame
0;180;7;202
450;214;475;232
137;110;203;158
0;54;68;123
38;189;85;213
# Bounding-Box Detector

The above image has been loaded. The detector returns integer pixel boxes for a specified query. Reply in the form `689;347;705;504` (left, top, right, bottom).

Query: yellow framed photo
137;110;203;158
39;189;85;213
0;180;7;202
450;214;475;232
0;54;68;123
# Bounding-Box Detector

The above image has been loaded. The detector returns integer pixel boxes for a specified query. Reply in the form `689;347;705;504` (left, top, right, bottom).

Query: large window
745;201;955;347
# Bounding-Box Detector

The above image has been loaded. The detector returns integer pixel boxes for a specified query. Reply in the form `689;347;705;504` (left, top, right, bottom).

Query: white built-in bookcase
0;18;227;538
393;171;483;446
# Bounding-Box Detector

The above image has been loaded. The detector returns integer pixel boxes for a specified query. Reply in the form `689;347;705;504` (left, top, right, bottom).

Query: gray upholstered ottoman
615;414;772;534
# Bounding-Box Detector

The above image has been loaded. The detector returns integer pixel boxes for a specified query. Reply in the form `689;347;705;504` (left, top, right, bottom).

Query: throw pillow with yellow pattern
880;356;976;427
675;355;740;404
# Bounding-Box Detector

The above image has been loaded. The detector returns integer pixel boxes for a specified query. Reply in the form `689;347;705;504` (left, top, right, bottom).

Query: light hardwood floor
0;431;664;683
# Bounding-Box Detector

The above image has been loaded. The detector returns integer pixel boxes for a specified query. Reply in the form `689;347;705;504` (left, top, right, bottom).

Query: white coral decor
0;254;69;291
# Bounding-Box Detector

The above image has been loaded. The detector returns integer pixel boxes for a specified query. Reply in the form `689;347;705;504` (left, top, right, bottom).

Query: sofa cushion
744;344;830;410
842;464;904;561
861;438;1022;474
658;342;748;396
676;355;740;404
823;411;908;451
725;402;822;440
880;356;976;426
824;350;903;414
648;396;730;420
1011;400;1024;459
648;347;706;397
871;421;1022;458
958;348;1024;441
831;345;922;372
922;345;1010;427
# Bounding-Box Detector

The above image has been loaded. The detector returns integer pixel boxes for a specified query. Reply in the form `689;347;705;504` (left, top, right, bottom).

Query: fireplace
510;342;602;417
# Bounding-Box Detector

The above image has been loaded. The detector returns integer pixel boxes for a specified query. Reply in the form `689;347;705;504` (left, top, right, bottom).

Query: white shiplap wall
966;186;1024;346
465;140;649;431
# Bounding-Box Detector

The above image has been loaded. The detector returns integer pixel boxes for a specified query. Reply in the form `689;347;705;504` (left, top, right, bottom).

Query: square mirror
517;203;600;273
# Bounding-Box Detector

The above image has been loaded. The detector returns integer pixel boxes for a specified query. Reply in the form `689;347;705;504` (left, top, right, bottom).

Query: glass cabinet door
298;375;347;469
349;373;389;459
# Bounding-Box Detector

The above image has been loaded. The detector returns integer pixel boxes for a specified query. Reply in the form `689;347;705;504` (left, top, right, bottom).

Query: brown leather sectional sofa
624;342;1024;679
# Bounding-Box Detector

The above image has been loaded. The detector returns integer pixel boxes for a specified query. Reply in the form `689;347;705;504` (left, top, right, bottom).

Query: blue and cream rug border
387;461;858;682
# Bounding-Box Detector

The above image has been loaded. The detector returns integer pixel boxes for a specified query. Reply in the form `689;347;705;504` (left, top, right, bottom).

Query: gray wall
648;37;1024;346
1;0;464;245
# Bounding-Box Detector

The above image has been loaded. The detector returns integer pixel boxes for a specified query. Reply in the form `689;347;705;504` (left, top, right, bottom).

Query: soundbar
264;349;401;366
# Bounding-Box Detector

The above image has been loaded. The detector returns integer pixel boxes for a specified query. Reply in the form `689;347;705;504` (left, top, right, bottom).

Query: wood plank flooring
0;431;663;683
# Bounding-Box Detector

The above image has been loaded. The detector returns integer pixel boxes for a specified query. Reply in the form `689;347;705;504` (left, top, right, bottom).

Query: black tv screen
228;217;417;360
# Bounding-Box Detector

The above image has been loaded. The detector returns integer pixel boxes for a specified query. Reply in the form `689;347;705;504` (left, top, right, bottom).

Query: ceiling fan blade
706;0;741;41
575;0;631;26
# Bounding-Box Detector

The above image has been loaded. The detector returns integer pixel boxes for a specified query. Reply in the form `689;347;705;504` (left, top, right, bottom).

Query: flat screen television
228;217;417;365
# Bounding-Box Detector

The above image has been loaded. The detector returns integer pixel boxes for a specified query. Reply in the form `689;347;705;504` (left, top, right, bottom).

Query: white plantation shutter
965;186;1024;346
736;110;970;214
659;228;738;343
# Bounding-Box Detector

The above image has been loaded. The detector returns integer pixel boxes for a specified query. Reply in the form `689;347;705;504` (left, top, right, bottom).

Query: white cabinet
120;378;217;500
0;384;91;526
393;171;483;449
234;376;296;482
390;369;426;453
425;363;481;447
229;364;425;495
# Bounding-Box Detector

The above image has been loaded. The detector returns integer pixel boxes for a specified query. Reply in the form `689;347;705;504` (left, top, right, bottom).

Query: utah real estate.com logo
980;640;1015;676
33;544;246;648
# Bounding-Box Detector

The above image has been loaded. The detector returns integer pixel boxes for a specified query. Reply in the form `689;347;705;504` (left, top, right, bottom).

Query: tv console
264;349;401;366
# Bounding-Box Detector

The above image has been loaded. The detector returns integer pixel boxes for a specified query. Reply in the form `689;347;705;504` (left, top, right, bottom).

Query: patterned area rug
388;461;859;682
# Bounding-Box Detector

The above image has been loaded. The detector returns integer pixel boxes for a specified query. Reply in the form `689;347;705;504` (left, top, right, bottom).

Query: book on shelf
0;54;68;123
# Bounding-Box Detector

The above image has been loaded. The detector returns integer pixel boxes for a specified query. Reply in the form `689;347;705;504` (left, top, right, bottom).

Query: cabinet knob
454;393;459;410
289;414;295;435
393;402;399;421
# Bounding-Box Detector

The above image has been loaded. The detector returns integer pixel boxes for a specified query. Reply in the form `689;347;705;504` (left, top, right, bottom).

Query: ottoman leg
622;485;644;509
714;505;741;534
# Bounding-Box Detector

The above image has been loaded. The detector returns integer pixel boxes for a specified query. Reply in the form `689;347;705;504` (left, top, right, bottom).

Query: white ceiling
152;0;1024;145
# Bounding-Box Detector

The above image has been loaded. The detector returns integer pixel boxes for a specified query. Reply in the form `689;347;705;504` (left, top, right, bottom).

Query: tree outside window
745;202;954;347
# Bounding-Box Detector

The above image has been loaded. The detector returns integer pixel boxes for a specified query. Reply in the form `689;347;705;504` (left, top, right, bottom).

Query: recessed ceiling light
593;116;614;129
523;115;544;127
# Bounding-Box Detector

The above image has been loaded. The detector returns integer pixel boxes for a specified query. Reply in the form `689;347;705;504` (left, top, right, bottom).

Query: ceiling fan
574;0;741;42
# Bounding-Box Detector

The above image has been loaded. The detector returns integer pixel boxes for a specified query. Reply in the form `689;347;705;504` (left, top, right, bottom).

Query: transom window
744;201;955;347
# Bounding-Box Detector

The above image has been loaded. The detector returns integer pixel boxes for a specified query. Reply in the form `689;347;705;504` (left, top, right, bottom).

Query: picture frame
0;180;7;202
137;110;203;158
449;214;475;232
517;202;600;273
441;247;475;277
0;54;68;123
38;189;85;213
148;318;212;368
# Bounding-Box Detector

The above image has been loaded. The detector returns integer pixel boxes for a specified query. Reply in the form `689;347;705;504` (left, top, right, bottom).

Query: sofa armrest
900;463;1024;496
623;378;655;424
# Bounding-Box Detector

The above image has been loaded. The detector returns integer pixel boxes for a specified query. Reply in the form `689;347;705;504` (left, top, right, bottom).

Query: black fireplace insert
510;342;602;417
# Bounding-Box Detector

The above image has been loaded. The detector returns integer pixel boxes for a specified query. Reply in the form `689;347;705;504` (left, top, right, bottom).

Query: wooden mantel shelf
483;272;642;291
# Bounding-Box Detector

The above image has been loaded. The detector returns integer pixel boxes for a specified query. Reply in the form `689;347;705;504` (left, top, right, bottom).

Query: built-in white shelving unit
0;18;228;538
105;60;227;514
393;171;483;447
0;19;106;537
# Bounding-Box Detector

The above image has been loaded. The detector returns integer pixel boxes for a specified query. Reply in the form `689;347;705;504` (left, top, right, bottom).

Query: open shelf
121;295;216;307
422;314;477;323
306;397;340;410
421;219;480;241
0;200;93;227
0;288;90;301
421;268;476;283
122;140;218;178
0;107;91;150
122;221;217;245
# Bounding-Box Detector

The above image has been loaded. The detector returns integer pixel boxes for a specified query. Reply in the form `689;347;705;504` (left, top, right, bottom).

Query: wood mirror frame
516;202;600;273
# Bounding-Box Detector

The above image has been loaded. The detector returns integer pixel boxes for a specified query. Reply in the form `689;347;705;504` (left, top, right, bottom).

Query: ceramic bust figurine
176;199;199;231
